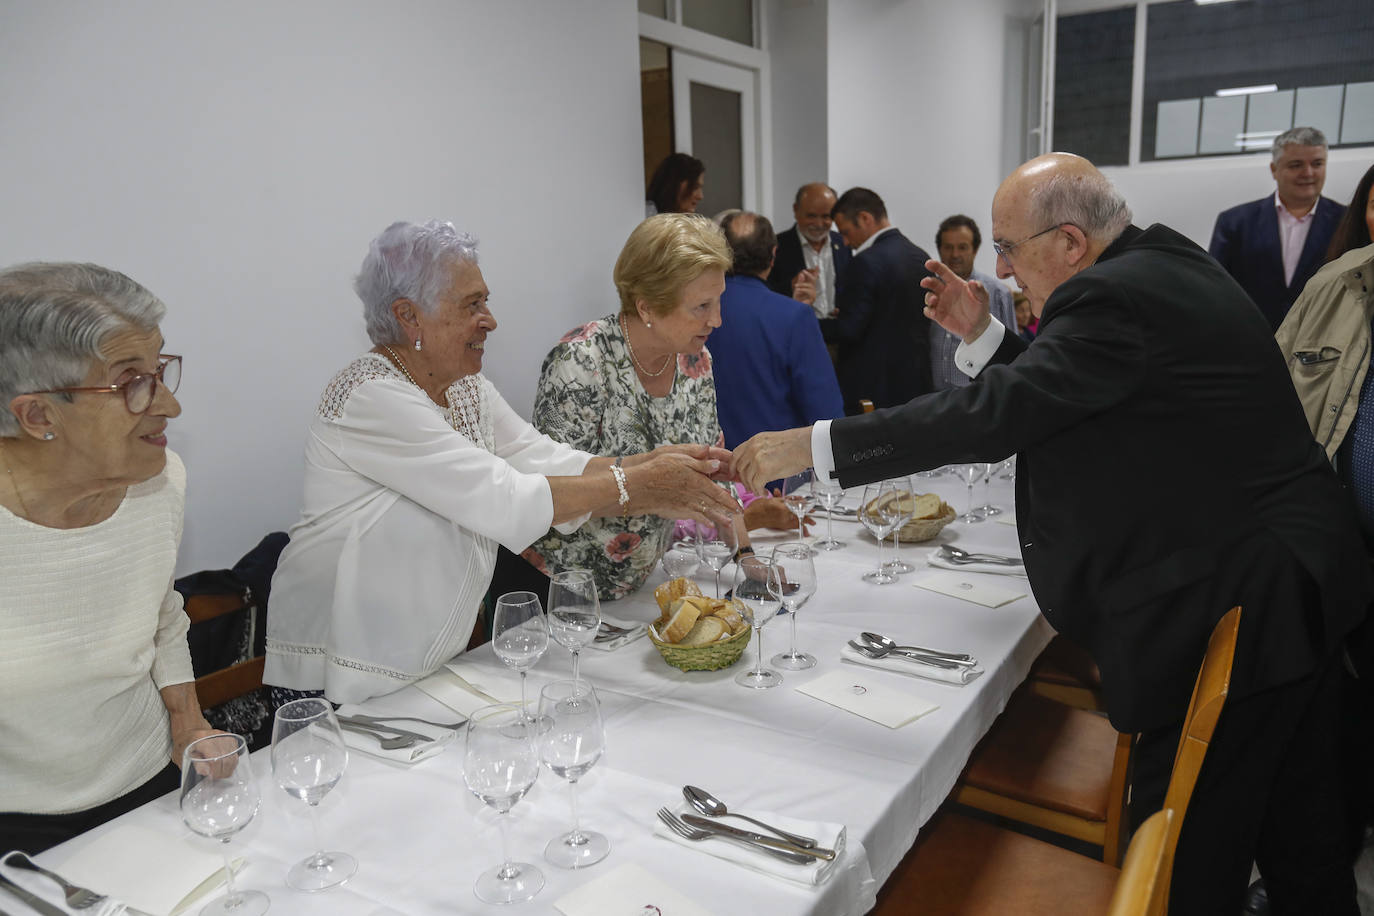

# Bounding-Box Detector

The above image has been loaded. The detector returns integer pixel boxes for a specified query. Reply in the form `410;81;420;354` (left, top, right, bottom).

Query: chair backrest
1107;808;1174;916
1154;605;1242;915
186;592;265;708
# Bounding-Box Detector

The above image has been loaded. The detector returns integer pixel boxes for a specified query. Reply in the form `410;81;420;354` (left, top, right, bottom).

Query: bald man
767;182;852;319
734;154;1370;914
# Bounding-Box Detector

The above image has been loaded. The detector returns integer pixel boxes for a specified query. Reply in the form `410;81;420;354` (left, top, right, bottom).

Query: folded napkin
652;802;845;887
333;707;457;766
555;862;712;916
927;552;1027;577
9;826;238;916
798;668;941;727
414;661;523;717
913;570;1027;608
584;613;648;652
840;644;983;686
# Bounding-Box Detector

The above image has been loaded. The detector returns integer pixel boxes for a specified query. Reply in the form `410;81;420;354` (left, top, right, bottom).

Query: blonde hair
613;213;732;318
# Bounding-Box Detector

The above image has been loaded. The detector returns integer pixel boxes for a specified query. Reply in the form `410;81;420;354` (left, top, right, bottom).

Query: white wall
765;0;830;228
0;0;645;574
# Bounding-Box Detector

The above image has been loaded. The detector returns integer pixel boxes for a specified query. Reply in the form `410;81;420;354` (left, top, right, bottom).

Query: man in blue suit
767;182;852;319
1209;127;1345;330
710;210;843;449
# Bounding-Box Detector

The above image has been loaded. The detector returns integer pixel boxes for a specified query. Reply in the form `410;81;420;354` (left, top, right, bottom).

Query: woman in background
646;152;706;215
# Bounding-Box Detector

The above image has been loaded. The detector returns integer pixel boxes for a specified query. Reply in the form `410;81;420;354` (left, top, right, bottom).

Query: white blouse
264;355;592;704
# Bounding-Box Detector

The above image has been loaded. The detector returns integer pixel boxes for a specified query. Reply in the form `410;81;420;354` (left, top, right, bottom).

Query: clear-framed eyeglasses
991;224;1063;262
30;354;182;415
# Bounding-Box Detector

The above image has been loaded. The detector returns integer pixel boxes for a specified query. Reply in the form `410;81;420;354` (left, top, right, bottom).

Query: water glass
180;734;268;916
976;462;1003;517
700;515;738;599
951;464;986;523
733;555;783;688
810;477;847;550
780;471;816;550
662;531;701;579
547;570;600;683
270;698;357;891
883;476;916;574
770;541;817;670
859;482;899;584
538;680;610;869
493;591;550;725
464;705;543;904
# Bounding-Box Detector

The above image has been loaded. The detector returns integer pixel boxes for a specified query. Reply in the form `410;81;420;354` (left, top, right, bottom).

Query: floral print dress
524;314;722;600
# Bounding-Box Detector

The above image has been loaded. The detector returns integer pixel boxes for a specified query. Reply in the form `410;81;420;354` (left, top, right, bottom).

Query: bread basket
648;623;750;672
863;492;958;542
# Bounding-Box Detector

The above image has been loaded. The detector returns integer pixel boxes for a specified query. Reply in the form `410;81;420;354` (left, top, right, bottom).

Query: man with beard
768;182;852;319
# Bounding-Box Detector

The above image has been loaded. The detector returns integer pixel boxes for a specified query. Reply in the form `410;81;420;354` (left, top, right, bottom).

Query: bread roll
678;615;727;647
654;576;704;614
711;601;746;634
911;493;942;519
660;599;702;643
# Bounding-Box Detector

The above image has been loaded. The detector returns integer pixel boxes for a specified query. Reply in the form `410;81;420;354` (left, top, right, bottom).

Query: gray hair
1271;127;1328;163
0;263;166;438
1030;169;1132;244
354;220;480;345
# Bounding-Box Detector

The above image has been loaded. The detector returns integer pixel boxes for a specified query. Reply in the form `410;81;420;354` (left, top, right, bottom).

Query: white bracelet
609;463;630;515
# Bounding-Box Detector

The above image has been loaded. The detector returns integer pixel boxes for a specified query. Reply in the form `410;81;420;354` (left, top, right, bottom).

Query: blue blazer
1208;195;1345;330
708;275;843;449
766;227;852;300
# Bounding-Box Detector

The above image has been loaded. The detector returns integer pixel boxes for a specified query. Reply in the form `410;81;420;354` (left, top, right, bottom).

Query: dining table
29;469;1054;916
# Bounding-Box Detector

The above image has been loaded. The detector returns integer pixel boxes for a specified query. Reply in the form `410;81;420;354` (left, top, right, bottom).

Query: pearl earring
42;432;55;441
645;321;652;328
414;337;422;352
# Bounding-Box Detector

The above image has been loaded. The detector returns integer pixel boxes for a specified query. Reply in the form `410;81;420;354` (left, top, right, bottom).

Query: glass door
671;49;756;216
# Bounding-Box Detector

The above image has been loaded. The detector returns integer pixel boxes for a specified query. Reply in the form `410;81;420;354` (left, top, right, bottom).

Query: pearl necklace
619;313;673;378
381;345;422;389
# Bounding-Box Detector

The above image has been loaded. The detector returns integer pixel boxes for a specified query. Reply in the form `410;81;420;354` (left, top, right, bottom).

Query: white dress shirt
797;230;838;319
1275;191;1318;287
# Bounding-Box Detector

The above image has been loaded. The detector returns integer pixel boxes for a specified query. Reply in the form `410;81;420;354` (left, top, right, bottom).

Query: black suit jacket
828;223;1371;732
820;229;934;414
767;227;852;301
1208;195;1345;330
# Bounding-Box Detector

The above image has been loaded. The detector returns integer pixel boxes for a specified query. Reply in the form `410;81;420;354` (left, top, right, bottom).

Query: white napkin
413;661;523;717
839;645;983;686
333;708;457;766
554;861;713;916
995;512;1017;526
927;553;1027;577
913;570;1027;608
652;802;845;887
12;826;238;916
585;612;648;652
797;668;942;726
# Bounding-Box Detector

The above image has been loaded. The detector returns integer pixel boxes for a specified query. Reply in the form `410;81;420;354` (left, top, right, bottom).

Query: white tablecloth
40;473;1053;915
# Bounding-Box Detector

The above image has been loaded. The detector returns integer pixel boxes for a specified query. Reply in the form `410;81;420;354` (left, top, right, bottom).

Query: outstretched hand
732;427;814;496
921;259;992;342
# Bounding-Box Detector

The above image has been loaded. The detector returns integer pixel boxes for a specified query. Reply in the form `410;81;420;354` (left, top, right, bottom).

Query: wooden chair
873;607;1241;916
1029;635;1104;711
185;592;264;709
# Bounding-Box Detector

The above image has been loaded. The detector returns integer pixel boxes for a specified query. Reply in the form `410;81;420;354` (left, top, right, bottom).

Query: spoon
683;786;820;849
938;545;1023;565
860;633;977;666
847;639;962;669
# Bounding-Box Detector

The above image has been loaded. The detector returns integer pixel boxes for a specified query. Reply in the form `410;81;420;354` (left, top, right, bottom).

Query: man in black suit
1209;126;1345;330
821;187;934;414
735;154;1371;915
767;182;852;319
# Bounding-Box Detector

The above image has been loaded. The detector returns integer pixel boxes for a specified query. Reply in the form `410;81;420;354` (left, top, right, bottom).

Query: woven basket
897;501;957;541
648;623;751;671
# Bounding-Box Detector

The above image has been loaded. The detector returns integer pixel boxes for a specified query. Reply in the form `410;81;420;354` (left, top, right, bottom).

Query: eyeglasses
991;224;1063;262
31;354;182;415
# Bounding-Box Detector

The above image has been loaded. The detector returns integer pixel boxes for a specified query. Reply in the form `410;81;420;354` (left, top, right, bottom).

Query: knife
680;814;836;861
0;872;67;916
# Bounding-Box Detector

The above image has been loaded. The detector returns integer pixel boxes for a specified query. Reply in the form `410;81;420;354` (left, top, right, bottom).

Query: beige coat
1274;244;1374;460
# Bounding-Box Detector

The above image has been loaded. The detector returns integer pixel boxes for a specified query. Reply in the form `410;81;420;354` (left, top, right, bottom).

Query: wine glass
859;481;899;584
662;530;701;578
733;554;783;688
492;590;550;726
464;704;543;904
998;455;1017;480
883;476;916;575
700;514;738;599
180;734;268;916
270;698;357;891
809;477;847;551
976;462;1003;517
547;570;600;684
951;464;986;523
780;471;816;551
538;680;610;869
769;541;818;670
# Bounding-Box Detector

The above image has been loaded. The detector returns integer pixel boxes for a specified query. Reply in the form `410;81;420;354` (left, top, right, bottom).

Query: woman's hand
743;493;811;534
625;452;740;527
638;443;735;482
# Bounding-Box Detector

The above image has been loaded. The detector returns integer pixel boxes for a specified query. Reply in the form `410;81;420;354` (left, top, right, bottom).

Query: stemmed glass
700;514;738;599
547;570;600;684
998;455;1017;480
733;554;784;689
464;705;543;904
662;530;701;578
976;462;1003;517
770;542;817;670
952;464;986;524
859;482;899;584
493;591;550;726
538;680;610;869
270;698;357;891
180;734;268;916
809;477;847;551
780;471;816;551
883;476;916;575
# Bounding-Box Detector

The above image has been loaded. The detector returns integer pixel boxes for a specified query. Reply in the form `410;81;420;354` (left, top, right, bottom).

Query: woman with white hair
264;220;738;704
0;262;221;853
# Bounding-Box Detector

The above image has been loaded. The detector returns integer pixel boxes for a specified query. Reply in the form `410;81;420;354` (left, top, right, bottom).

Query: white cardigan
0;451;192;814
265;356;592;704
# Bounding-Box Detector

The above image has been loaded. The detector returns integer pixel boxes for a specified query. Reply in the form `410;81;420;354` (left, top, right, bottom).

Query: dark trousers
0;762;181;855
1131;652;1360;916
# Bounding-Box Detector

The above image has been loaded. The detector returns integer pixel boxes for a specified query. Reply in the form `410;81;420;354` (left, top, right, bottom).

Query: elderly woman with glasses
264;220;738;705
0;262;221;853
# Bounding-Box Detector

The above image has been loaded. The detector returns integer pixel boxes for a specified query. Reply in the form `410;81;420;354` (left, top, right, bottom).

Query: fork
345;712;465;730
337;720;421;749
656;808;812;865
4;851;105;908
598;621;633;636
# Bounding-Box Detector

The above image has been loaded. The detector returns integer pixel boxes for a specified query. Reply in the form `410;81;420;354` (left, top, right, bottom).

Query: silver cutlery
344;713;464;731
847;639;962;669
682;785;818;848
860;632;977;666
4;853;104;909
334;716;434;742
680;814;836;860
937;545;1023;566
0;872;68;916
337;720;422;749
656;809;813;865
598;621;633;635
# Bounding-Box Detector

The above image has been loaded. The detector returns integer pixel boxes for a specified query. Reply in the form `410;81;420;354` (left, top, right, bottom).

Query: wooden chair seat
1029;635;1104;711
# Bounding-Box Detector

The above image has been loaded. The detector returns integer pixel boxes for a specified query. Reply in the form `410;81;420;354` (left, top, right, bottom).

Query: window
1053;8;1136;166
